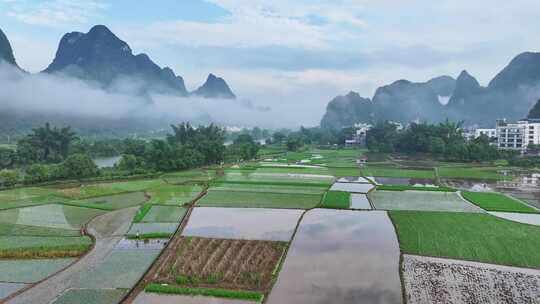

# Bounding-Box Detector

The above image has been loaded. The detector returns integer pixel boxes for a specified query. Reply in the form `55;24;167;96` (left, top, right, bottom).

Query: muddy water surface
267;209;402;304
133;292;253;304
373;177;436;186
330;182;374;193
182;207;303;241
350;194;371;209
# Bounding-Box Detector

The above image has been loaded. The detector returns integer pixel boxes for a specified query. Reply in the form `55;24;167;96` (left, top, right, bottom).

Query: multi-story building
497;119;540;152
475;128;497;139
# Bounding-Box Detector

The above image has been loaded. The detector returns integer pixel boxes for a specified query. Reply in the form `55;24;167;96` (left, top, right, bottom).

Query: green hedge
145;284;263;301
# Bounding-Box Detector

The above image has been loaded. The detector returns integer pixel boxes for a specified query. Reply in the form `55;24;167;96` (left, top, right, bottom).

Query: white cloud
5;0;107;27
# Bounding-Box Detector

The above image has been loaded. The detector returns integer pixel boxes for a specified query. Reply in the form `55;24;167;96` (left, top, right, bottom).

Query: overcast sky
1;0;539;126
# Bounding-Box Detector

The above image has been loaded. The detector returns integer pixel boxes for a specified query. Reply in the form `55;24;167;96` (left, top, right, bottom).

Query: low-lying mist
0;63;276;130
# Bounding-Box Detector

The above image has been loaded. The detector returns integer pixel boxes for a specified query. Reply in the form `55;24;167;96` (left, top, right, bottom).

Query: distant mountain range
321;52;540;128
1;25;236;99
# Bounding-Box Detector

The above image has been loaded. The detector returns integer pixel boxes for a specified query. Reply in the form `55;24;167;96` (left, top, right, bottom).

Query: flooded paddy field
52;288;127;304
337;176;371;183
133;292;255;304
372;177;436;186
138;205;187;223
146;184;204;205
329;182;374;193
183;207;303;241
371;190;483;212
0;283;27;300
488;212;540;225
219;171;335;186
267;209;402;304
402;254;540;304
350;194;371;209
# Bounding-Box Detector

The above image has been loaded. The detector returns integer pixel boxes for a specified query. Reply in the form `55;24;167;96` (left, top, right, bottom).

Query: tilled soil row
157;236;286;291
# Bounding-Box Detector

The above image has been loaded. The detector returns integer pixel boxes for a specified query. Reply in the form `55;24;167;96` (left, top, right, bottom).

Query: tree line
366;121;516;162
0;122;260;187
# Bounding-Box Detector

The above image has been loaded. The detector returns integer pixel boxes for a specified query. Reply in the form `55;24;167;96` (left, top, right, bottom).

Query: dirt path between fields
5;207;138;304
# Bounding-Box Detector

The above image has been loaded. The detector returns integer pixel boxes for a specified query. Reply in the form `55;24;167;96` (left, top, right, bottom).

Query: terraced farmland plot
389;211;540;268
402;255;540;304
183;207;303;241
371;191;484;213
0;187;67;210
146;184;204;205
372;177;436;186
73;249;160;289
0;204;104;229
127;223;179;237
58;179;163;199
330;182;374;193
161;169;216;184
198;189;322;209
220;172;334;186
462;191;538;213
438;167;507;180
0;235;92;258
70;191;147;210
140;206;187;223
52;288;127;304
488;212;540;225
211;182;327;195
0;222;80;237
361;166;435;179
152;236;286;292
0;258;75;283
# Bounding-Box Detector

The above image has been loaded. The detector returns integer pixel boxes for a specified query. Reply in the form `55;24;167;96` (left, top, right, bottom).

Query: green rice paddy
140;206;187;223
320;191;351;209
70;192;147;210
161;169;216;184
376;185;455;192
389;211;540;268
198;190;322;209
462;191;539;213
0;236;92;258
146;183;203;205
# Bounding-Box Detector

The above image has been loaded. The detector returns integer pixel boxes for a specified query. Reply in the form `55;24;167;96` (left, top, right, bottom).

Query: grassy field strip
361;166;435;179
145;284;263;302
462;191;539;213
437;167;509;180
320;191;350;209
389;211;540;268
198;190;323;209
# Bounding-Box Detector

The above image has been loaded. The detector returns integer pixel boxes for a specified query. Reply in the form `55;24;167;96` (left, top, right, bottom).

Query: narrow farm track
5;207;138;304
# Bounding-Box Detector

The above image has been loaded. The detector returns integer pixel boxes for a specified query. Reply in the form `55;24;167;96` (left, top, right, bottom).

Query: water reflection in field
373;177;436;187
330;182;374;193
267;209;402;304
182;207;303;241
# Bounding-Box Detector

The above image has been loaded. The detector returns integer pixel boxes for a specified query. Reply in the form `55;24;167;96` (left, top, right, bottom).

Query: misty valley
1;3;540;304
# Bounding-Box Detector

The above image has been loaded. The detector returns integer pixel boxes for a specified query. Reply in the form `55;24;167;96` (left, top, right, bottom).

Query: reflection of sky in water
267;209;402;304
330;183;374;193
182;207;303;241
115;238;167;250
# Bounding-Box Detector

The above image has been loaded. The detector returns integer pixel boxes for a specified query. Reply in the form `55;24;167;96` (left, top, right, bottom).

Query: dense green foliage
225;134;260;162
462;191;538;213
389;211;540;268
366;121;514;162
321;191;351;209
145;284;264;301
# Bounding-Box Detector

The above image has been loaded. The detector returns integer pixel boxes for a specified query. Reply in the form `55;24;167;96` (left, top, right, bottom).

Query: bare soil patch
153;236;286;292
